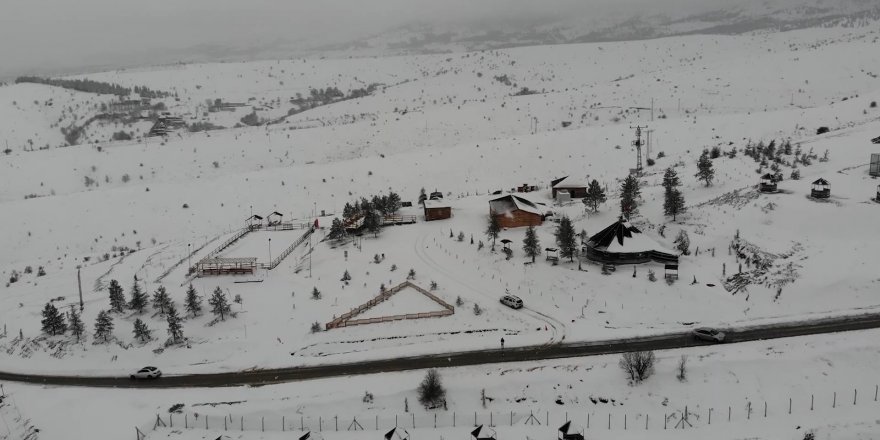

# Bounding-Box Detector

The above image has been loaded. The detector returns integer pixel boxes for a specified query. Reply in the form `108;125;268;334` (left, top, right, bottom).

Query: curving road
3;313;880;389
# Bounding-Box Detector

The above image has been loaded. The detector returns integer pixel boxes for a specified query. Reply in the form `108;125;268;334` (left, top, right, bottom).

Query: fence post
565;412;568;423
241;416;244;431
224;416;227;431
764;402;767;417
664;413;667;429
262;416;265;432
283;416;285;431
833;392;837;408
412;413;415;429
854;388;858;405
624;414;627;430
645;414;648;430
170;414;173;428
608;413;611;430
876;385;878;401
728;406;731;422
475;411;477;427
453;412;456;427
320;416;322;432
490;412;493;427
335;416;338;431
205;416;208;430
510;411;513;426
587;413;590;429
302;416;305;431
546;411;549;426
811;395;814;411
708;408;712;424
435;413;437;428
394;415;397;428
185;414;188;429
747;402;751;420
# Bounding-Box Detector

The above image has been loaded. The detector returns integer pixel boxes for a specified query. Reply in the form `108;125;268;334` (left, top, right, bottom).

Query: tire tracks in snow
413;232;565;346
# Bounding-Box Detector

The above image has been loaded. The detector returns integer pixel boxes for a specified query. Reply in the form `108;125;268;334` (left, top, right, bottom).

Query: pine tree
674;230;691;255
662;167;686;220
40;302;66;336
695;151;715;186
522;225;541;263
363;207;381;237
417;369;447;409
208;287;231;321
485;214;501;250
108;279;126;313
68;306;84;341
128;278;148;313
184;284;202;317
166;302;184;343
93;310;114;343
582;179;606;213
386;191;402;214
418;188;427;205
328;217;346;241
620;175;642;219
555;216;577;262
152;286;172;316
132;318;152;342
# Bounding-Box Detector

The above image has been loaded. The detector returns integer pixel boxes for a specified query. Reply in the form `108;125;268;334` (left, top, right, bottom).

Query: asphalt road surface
2;313;879;389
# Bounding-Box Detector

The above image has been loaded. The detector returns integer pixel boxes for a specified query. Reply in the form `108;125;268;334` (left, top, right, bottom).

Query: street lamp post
268;238;272;276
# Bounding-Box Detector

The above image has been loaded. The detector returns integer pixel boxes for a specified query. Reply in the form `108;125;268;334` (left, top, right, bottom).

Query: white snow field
2;15;880;440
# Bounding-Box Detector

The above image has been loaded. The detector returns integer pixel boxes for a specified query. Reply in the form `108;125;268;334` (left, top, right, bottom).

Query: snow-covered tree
417;369;447;409
328;217;346;241
485;214;501;250
695;151;715;186
93;310;114;343
184;284;202;317
128;278;148;313
208;287;231;321
152;286;172;316
165;302;184;343
108;279;126;313
68;306;84;341
674;230;691;256
40;302;66;336
522;225;541;263
620;175;641;219
662;167;686;220
555;216;577;262
582;179;606;213
133;318;152;342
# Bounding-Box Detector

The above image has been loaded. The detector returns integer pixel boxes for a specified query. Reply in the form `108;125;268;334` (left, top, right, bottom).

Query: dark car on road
692;327;726;343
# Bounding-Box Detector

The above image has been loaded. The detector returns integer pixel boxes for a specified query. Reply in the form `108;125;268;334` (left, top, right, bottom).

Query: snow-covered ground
2;16;880;440
6;328;880;439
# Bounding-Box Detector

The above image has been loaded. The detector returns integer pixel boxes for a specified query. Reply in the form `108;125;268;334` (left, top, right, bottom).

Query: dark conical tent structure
471;425;497;440
585;218;678;265
558;420;585;440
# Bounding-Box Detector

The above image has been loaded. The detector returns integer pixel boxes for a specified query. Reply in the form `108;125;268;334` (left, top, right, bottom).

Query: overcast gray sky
0;0;828;79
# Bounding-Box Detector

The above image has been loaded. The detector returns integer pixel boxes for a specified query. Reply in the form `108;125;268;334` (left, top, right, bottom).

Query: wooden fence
325;281;454;330
259;227;314;270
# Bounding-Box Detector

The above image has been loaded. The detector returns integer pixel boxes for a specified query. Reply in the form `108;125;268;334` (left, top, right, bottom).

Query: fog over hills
1;0;878;79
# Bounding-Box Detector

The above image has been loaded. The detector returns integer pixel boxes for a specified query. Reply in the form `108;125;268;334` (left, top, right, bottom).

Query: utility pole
631;125;648;172
645;129;655;159
77;268;84;311
651;98;654;121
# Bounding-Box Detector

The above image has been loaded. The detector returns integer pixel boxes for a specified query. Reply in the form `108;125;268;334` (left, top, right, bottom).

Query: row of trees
330;191;403;240
15;76;168;98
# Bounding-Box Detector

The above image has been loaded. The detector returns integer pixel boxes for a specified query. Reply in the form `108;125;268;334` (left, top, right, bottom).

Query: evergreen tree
662;167;686;220
695;151;715;186
108;279;126;313
418;188;427;205
674;230;691;256
68;306;84;341
208;287;231;321
619;175;642;219
417;369;447;409
485;214;501;250
184;284;202;317
132;318;152;342
363;206;381;237
93;310;114;343
166;302;184;343
386;191;402;214
555;216;577;262
128;278;148;313
152;286;172;316
522;225;541;263
582;179;606;213
328;217;346;241
40;302;66;336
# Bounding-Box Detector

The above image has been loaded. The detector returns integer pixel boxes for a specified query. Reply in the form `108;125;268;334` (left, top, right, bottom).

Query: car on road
692;327;725;343
130;366;162;380
500;295;523;309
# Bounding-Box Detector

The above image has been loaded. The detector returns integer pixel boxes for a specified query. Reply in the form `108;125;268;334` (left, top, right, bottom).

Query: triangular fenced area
325;281;454;330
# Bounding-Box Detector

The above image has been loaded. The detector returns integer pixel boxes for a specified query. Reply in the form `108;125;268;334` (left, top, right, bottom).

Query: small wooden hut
870;153;880;177
551;176;588;199
810;178;830;198
423;199;452;221
759;173;778;193
489;195;545;228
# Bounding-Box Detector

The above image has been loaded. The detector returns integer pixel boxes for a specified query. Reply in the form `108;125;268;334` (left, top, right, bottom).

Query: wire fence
141;383;880;437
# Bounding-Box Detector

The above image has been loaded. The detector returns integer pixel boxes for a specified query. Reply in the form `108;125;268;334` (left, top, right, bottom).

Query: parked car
130;366;162;380
500;295;524;309
692;327;725;343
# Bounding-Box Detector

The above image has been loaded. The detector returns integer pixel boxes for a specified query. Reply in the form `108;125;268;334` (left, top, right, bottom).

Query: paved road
3;313;880;389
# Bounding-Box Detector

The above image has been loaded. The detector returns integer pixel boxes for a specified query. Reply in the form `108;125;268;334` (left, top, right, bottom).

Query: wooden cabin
489;195;545;228
870;153;880;177
810;178;830;199
760;173;778;193
551;176;588;199
423;200;452;221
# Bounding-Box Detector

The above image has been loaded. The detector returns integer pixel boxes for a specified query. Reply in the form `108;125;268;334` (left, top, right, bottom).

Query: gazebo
266;211;283;226
470;425;497;440
760;173;778;193
585;218;678;265
558;421;585;440
246;214;264;229
810;178;830;199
